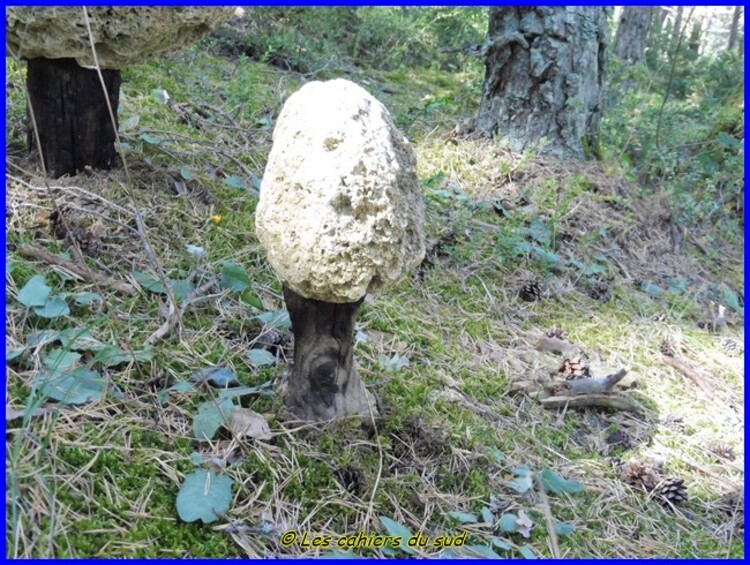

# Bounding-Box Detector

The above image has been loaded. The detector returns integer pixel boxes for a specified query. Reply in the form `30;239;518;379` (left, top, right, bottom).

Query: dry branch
540;392;641;412
662;356;714;400
17;243;136;295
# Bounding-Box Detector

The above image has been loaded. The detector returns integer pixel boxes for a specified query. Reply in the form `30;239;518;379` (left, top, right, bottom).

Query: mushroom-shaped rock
256;79;425;421
6;7;233;177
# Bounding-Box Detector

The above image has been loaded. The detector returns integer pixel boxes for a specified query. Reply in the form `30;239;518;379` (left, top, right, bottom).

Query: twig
17;244;136;296
535;473;560;558
662;356;715;400
540;393;641;412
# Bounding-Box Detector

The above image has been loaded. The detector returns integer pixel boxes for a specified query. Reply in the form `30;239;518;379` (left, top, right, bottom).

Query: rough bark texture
477;7;607;159
727;6;742;52
671;6;684;49
282;286;377;421
614;8;652;63
27;58;120;178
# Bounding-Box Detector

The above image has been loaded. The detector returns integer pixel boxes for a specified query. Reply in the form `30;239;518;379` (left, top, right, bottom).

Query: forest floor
5;22;745;559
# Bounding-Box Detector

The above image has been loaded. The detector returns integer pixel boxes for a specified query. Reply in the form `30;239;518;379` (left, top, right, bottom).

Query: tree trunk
477;7;607;159
646;7;669;65
26;58;120;179
671;6;684;49
282;286;377;421
614;7;652;63
728;6;742;51
687;16;704;58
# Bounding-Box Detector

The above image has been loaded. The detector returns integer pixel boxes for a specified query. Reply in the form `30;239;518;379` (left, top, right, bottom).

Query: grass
5;15;744;560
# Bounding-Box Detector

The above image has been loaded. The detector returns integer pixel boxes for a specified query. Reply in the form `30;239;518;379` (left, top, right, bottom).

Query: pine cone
719;337;743;357
587;279;612;301
335;466;363;496
557;356;591;380
650;477;688;508
519;280;542;302
619;460;661;491
255;327;283;350
545;327;567;340
708;443;736;462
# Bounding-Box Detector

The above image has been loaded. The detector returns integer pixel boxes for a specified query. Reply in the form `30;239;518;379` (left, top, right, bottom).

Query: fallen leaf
227;407;272;440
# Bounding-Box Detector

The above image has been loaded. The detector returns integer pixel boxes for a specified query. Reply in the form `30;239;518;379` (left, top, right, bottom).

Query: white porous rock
6;7;233;69
256;79;425;303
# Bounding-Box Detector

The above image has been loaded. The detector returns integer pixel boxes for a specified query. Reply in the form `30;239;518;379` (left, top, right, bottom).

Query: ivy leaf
465;544;501;558
722;287;741;312
539;469;583;495
448;511;477;524
498;513;518;533
75;292;103;305
250;174;262;193
17;275;51;308
27;329;60;348
488;448;506;466
191;366;240;388
133;271;166;293
43;349;81;371
491;537;512;551
518;545;537;559
94;345;154;367
639;281;661;297
170;278;195;301
34;296;70;318
529;217;551;246
193;399;234;440
33;368;106;405
378;516;415;555
180;167;193;181
554;522;577;536
6;347;26;361
138;133;164;146
247;348;275;368
176;470;233;524
481;506;494;524
220;262;252;292
190;452;203;466
255;309;292;330
217;382;272;399
59;328;105;351
507;465;533;493
223;176;246;190
319;550;360;559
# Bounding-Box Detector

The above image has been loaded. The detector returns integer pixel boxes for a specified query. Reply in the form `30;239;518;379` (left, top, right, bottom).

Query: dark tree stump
283;286;378;421
26;58;121;178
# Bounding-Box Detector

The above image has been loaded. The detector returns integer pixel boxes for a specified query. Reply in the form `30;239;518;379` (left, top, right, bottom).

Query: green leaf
6;260;14;275
27;329;60;348
17;275;51;308
529;218;551;246
639;281;661;297
6;347;26;361
138;133;164;146
240;289;263;309
319;550;360;559
34;296;70;318
34;368;106;405
491;537;512;551
191;367;240;388
539;468;583;495
133;271;166;293
170;381;195;393
378;516;415;555
579;262;606;276
180;167;193;181
250;175;262;193
190;452;203;466
59;328;104;351
465;544;501;558
170;278;195;301
193;399;234;440
94;345;154;367
74;292;103;305
119;114;140;132
43;349;81;371
488;448;505;465
255;309;292;331
667;278;688;295
223;176;246;190
481;506;494;524
554;522;577;536
507;465;533;493
532;246;561;264
498;513;518;533
220;262;252;292
448;511;477;524
176;470;233;524
722;287;741;312
247;348;276;368
518;545;537;559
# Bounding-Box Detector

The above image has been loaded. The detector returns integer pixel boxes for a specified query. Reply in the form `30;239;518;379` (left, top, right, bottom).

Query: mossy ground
5;16;744;559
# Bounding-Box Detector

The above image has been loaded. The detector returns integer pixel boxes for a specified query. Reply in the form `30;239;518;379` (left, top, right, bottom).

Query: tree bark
26;58;120;178
614;7;652;63
282;286;377;421
477;7;607;159
728;6;742;51
671;6;684;50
